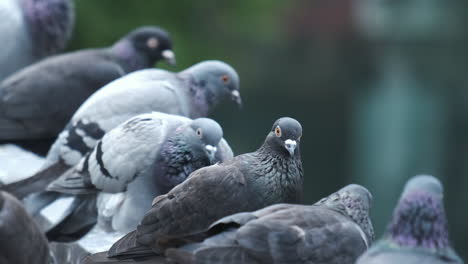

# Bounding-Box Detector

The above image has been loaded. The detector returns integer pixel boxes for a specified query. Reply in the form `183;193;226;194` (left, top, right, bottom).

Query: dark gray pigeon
0;191;49;264
0;26;175;140
2;60;240;199
35;112;233;241
0;0;74;81
161;184;374;264
102;117;303;260
356;175;463;264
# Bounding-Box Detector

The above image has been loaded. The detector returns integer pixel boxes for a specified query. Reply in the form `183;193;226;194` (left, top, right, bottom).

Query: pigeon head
317;184;375;244
182;60;241;114
387;175;450;250
113;26;175;71
187;118;224;163
262;117;302;157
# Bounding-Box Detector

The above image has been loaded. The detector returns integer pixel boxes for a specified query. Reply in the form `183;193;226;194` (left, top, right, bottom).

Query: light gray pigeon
159;184;374;264
0;26;175;140
100;117;303;261
0;0;74;81
0;191;49;264
2;60;241;199
356;175;463;264
29;112;233;242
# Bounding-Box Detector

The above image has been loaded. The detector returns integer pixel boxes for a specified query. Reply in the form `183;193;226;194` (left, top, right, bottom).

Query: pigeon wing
87;114;180;193
108;159;251;258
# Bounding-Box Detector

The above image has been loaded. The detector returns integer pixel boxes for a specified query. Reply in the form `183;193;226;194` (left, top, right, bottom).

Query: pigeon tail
1;161;69;199
46;194;98;242
108;230;156;259
84;251;169;264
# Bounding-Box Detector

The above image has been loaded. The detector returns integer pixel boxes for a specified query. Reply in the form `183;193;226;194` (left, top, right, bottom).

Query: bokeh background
68;0;468;258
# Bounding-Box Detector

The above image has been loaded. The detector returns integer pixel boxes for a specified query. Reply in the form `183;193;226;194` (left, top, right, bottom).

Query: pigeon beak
231;90;242;108
162;50;176;65
205;145;217;163
284;139;297;156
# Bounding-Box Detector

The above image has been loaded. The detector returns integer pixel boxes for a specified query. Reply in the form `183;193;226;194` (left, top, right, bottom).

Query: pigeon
101;117;303;260
0;191;49;264
0;26;175;140
0;0;74;81
161;184;374;264
34;112;233;241
2;60;241;199
356;175;463;264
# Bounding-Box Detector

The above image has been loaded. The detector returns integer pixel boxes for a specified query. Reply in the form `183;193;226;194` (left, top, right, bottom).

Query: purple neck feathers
388;191;450;250
178;73;211;118
23;0;74;57
111;40;152;73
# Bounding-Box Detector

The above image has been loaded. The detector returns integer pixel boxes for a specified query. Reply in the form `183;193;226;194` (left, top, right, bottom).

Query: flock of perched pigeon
0;0;464;264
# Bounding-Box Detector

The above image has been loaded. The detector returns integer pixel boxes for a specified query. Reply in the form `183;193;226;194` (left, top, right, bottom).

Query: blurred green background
69;0;468;258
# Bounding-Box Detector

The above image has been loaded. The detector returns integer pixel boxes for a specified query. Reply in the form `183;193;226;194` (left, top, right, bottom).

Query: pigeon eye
221;75;230;84
196;128;203;138
275;126;282;137
147;37;159;49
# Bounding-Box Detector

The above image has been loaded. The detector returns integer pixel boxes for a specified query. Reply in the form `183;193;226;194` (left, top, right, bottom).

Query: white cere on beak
284;139;297;156
205;145;217;161
162;49;176;65
231;90;242;106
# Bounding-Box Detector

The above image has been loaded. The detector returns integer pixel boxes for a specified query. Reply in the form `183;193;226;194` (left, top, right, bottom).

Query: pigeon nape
356;175;463;264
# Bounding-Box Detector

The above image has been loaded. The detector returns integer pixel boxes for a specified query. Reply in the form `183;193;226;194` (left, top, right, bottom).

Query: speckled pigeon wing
108;160;251;258
82;114;172;194
230;207;368;263
208;203;294;230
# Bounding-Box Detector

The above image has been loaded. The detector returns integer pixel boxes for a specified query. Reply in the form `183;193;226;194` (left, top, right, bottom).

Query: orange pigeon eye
275;126;282;137
221;75;230;84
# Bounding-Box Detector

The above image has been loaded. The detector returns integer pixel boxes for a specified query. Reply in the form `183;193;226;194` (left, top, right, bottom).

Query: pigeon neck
156;132;210;193
254;138;303;203
22;0;74;57
317;191;374;243
111;40;153;73
258;134;300;160
179;73;212;118
388;191;450;250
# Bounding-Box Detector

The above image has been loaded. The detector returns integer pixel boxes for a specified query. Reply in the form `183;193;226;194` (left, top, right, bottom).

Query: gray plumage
2;60;241;200
103;117;303;260
0;26;175;140
0;191;49;264
356;175;463;264
163;184;374;264
37;112;233;241
0;0;74;81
